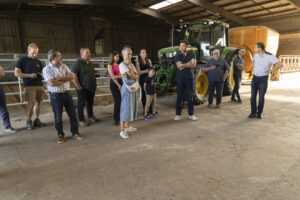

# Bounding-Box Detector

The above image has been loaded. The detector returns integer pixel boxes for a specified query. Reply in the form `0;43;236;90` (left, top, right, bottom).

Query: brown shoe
88;116;100;123
73;133;83;140
216;104;221;108
57;136;65;144
79;121;89;127
208;104;213;108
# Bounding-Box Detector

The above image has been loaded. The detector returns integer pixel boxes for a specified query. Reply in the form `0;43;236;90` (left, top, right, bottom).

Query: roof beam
287;0;300;10
1;0;179;24
238;3;291;16
186;0;249;25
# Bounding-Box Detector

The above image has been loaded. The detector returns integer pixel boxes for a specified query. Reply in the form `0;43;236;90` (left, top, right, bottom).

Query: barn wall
0;16;95;55
0;15;171;60
98;21;170;60
257;15;300;55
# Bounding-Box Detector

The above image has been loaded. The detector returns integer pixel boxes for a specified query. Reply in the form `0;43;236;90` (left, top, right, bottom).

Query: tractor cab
178;20;229;62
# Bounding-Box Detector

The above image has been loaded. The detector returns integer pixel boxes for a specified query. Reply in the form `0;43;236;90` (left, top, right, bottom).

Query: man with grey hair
72;47;99;127
204;49;229;108
43;49;83;144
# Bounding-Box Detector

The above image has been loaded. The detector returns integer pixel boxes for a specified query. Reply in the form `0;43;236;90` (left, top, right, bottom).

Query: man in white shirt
43;49;83;143
249;42;283;119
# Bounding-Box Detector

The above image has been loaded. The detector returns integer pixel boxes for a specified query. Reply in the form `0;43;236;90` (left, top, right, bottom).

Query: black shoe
26;120;33;130
248;114;257;118
114;121;120;126
34;118;46;127
231;98;237;102
237;100;242;104
257;114;263;119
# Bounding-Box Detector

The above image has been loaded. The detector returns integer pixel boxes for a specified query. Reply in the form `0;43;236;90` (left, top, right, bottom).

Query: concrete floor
1;72;300;200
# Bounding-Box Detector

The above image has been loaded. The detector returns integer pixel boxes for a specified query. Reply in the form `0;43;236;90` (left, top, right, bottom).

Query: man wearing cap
204;49;229;108
174;40;198;121
248;42;283;119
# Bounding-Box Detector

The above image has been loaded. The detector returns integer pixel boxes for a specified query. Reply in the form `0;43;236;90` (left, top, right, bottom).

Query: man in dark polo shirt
174;40;198;121
231;48;245;103
204;49;229;108
72;47;99;127
14;43;46;130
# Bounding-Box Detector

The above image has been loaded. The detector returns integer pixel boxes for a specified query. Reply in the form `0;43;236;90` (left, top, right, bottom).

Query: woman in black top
137;49;152;114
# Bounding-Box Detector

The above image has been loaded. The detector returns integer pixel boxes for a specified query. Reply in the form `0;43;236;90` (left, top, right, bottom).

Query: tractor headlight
165;52;173;58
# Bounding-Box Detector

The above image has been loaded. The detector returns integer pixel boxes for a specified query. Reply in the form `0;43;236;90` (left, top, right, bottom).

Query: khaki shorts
24;86;45;104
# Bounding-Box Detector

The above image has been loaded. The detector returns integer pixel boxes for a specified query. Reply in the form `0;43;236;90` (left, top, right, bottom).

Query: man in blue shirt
174;40;198;121
204;49;229;108
249;42;283;119
14;43;46;130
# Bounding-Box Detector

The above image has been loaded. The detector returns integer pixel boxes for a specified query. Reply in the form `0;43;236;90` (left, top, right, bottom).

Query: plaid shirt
43;63;72;93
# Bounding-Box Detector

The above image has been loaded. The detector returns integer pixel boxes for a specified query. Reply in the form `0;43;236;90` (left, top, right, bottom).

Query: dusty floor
0;73;300;200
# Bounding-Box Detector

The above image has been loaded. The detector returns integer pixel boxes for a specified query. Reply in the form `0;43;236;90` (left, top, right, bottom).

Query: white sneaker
125;126;137;132
188;115;198;121
4;127;17;133
120;131;129;139
174;115;181;121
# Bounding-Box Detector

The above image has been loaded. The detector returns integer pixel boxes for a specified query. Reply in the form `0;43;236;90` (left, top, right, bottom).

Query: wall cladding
258;15;300;34
0;16;95;55
100;21;171;60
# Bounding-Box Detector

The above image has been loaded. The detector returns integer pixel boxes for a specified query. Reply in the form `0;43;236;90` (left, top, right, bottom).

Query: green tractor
154;19;238;104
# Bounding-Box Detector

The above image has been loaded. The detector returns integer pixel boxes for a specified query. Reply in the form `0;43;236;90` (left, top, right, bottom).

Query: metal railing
279;55;300;73
0;56;137;107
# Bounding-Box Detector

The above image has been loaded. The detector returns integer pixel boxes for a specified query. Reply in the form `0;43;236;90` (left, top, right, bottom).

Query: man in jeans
0;66;17;133
43;49;83;144
204;49;229;108
249;42;283;119
72;47;99;127
15;43;46;130
231;48;245;103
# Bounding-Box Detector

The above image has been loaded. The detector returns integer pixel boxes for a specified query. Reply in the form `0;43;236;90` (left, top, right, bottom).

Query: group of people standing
108;46;158;139
0;43;99;143
0;41;283;142
174;40;283;121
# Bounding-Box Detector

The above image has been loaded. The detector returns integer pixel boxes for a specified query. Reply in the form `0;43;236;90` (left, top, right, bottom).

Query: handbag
123;78;140;92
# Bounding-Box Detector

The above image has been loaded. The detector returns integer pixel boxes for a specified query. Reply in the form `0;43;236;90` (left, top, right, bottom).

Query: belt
49;91;69;95
253;75;268;79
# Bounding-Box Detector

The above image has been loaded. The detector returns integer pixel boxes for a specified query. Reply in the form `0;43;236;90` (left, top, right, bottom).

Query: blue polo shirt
175;51;196;80
204;58;229;82
15;56;44;86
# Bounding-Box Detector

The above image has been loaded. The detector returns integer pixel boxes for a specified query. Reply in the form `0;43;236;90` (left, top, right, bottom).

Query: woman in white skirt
119;46;139;139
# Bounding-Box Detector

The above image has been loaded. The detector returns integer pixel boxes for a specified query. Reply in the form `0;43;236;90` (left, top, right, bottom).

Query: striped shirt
43;63;72;93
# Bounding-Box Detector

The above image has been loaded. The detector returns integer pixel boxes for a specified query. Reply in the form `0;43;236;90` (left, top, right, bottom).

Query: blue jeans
251;76;268;115
0;85;11;129
232;74;242;101
176;77;194;116
208;81;224;105
76;89;95;122
49;92;78;136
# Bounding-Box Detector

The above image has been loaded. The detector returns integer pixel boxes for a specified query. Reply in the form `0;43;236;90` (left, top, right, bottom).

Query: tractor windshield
184;24;211;57
213;25;226;47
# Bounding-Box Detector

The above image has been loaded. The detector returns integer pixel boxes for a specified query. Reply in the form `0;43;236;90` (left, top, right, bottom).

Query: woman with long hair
108;51;123;125
137;49;152;115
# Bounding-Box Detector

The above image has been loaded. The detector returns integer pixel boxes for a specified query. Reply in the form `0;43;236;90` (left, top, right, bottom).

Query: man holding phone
15;43;46;130
204;49;229;108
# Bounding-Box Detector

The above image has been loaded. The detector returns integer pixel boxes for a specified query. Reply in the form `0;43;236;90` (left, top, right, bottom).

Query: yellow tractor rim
196;73;208;97
231;67;235;88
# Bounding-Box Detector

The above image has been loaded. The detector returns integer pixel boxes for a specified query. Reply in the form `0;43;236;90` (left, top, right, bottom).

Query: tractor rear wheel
194;69;209;104
223;50;238;96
